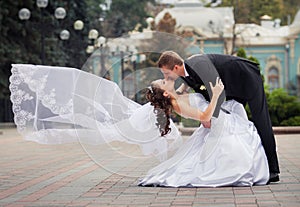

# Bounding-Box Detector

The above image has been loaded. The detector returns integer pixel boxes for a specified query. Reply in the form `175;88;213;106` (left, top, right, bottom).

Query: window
268;67;279;91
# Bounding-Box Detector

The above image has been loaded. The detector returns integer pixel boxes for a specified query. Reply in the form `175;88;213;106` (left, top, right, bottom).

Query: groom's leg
248;85;280;174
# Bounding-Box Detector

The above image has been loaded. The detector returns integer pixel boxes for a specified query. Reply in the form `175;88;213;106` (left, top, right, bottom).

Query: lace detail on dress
9;65;73;130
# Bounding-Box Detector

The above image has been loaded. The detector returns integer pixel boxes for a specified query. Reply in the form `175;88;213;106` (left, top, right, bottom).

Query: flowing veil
9;64;182;176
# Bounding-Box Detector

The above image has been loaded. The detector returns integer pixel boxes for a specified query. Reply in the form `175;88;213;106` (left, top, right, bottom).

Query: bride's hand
209;77;224;97
201;120;211;128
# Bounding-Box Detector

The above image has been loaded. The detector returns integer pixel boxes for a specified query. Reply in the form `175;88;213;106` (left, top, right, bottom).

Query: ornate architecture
155;1;300;96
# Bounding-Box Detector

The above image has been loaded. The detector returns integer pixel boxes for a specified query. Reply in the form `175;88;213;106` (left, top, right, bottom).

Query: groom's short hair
158;51;183;70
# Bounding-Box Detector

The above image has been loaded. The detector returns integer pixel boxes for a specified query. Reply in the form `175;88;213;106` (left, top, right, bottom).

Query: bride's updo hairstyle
146;85;172;136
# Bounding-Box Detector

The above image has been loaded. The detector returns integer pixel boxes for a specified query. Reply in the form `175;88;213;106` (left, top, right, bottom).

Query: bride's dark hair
146;85;172;136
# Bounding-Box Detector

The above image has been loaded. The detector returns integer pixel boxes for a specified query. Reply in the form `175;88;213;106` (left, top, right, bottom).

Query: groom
157;50;280;183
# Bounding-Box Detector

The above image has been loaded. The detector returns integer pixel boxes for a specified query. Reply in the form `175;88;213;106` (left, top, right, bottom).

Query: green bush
239;88;300;126
267;88;300;126
280;116;300;126
236;48;247;58
181;117;200;127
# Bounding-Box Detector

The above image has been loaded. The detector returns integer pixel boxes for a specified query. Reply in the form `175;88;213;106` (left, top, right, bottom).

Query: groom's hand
201;120;211;128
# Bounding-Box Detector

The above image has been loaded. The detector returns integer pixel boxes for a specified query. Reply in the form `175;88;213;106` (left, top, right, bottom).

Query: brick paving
0;128;299;207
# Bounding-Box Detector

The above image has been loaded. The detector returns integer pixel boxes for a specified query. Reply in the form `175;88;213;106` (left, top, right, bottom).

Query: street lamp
88;29;99;53
60;30;70;40
107;42;142;97
37;0;49;64
118;44;127;92
54;7;66;20
73;20;84;68
130;53;138;101
86;34;110;79
74;20;84;31
87;29;100;74
97;36;106;46
85;36;145;98
88;29;99;40
58;30;70;66
130;52;146;101
55;7;67;41
19;0;68;65
18;8;31;20
36;0;48;8
96;36;108;78
285;44;290;90
86;46;95;54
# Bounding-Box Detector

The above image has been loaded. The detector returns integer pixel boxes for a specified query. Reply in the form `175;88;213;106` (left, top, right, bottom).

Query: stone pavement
0;128;299;207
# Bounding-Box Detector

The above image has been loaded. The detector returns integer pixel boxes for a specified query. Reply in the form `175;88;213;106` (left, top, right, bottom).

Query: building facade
155;1;300;96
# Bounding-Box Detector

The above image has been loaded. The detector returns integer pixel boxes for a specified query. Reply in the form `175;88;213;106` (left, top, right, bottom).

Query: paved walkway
0;128;299;207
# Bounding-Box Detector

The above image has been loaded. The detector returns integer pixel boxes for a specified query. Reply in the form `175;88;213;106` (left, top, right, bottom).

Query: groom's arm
188;57;225;118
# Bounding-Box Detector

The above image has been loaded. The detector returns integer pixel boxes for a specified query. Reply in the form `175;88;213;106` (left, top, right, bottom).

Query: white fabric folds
139;94;269;187
9;64;182;166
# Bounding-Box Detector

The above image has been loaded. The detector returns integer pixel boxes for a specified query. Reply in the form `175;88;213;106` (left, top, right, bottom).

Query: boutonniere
200;85;206;90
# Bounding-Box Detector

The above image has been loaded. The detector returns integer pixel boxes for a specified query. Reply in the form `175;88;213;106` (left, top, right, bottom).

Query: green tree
0;0;90;121
281;0;300;24
248;0;283;24
219;0;299;25
55;0;90;68
85;0;106;33
236;47;247;58
0;1;42;121
102;0;155;37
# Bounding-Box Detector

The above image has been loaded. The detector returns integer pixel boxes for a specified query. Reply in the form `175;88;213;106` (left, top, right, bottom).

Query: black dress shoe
267;173;280;184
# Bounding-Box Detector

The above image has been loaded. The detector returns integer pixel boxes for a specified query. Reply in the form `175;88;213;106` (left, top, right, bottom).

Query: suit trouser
248;82;280;174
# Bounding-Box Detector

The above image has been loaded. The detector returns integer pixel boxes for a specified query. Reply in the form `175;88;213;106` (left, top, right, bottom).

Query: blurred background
1;0;300;126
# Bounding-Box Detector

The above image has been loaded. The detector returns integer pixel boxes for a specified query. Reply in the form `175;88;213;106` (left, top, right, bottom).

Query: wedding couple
139;51;279;187
9;51;279;187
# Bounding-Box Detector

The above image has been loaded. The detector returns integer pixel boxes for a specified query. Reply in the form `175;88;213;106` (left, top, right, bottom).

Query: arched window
268;67;279;91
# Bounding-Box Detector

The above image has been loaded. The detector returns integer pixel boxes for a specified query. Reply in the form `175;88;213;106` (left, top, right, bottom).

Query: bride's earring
163;91;169;98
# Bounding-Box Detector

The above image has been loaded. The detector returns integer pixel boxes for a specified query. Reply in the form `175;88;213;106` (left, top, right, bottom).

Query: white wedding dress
138;94;269;187
9;64;269;187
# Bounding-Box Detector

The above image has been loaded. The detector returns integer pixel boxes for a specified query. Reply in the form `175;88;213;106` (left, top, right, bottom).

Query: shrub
280;116;300;126
267;88;300;126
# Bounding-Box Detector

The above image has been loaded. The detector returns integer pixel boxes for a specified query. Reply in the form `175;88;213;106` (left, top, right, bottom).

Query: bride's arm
173;94;220;122
173;78;224;122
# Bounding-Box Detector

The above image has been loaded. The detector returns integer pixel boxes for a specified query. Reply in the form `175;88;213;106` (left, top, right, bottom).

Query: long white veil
9;64;182;176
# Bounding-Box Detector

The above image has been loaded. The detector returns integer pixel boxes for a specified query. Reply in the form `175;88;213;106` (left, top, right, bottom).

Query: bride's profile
9;64;269;187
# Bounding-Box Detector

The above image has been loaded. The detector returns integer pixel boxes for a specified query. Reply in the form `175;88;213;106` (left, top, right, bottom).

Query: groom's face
160;66;179;81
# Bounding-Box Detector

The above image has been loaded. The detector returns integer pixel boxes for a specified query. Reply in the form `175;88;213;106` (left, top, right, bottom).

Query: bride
139;78;269;187
9;64;269;187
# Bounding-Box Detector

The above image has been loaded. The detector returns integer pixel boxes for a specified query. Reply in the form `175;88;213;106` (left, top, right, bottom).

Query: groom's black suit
182;54;280;174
